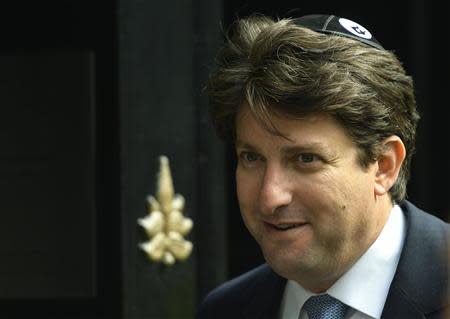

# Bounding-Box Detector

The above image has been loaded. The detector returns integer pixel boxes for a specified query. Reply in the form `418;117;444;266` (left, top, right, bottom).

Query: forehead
235;105;355;152
236;105;344;138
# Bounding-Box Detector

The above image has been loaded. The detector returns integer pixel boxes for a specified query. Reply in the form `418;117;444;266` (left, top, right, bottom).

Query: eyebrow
235;140;335;157
281;143;329;153
235;139;256;150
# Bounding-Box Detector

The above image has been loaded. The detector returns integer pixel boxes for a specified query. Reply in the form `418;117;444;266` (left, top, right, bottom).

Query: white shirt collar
279;204;406;319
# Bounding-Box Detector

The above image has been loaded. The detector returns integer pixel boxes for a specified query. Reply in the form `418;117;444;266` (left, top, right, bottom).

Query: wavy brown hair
206;15;420;203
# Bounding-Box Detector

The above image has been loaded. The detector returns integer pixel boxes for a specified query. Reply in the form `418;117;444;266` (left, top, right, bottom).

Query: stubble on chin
262;236;350;292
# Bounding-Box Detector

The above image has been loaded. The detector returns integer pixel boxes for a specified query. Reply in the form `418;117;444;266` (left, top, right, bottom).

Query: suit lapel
381;284;425;319
242;266;286;319
381;201;449;318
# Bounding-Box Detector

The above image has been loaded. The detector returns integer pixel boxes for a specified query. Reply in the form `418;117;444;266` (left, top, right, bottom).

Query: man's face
235;106;390;292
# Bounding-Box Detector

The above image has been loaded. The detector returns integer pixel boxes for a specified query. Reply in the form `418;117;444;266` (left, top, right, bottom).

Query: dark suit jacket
197;201;450;319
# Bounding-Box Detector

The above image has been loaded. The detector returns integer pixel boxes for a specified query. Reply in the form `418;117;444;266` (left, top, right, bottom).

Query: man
198;14;449;319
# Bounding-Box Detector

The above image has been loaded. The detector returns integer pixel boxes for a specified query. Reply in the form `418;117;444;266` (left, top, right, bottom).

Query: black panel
118;0;200;317
118;0;227;316
192;0;228;302
0;1;121;318
0;52;96;299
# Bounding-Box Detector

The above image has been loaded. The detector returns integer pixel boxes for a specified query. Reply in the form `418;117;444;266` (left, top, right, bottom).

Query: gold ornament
138;156;193;265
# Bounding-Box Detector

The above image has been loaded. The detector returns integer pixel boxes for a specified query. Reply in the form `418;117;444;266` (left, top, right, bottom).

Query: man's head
206;14;419;292
207;14;419;203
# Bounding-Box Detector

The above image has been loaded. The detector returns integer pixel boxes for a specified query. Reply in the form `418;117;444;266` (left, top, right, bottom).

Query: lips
265;221;307;231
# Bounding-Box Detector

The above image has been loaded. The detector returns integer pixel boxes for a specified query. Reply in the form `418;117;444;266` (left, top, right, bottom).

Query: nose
258;164;293;215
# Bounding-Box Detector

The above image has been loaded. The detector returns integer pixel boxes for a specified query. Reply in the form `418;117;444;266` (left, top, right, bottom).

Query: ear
374;136;406;197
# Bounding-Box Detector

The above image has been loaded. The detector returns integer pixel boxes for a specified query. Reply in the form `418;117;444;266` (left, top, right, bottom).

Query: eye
240;151;259;162
237;151;263;169
297;153;319;164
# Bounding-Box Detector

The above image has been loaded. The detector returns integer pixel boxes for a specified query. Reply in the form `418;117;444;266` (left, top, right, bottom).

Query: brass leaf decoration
138;156;193;265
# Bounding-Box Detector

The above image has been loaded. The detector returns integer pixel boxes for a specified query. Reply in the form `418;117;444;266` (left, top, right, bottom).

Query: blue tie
302;294;349;319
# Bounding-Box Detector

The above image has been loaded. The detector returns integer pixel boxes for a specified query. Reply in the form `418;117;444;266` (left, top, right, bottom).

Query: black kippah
293;14;384;50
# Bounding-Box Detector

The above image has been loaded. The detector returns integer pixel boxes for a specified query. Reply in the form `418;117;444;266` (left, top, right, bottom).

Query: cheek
295;171;345;208
236;169;262;239
236;169;259;212
297;171;358;226
319;166;373;203
314;169;375;234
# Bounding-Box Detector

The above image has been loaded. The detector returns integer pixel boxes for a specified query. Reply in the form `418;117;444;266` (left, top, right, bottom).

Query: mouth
264;222;307;231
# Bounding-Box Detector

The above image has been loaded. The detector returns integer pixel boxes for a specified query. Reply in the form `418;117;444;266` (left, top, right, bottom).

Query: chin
262;246;313;277
267;243;335;281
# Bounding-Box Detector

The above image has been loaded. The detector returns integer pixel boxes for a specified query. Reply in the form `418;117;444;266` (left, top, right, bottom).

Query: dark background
0;1;448;318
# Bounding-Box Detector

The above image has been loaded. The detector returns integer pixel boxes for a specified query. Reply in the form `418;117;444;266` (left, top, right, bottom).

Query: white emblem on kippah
338;18;372;39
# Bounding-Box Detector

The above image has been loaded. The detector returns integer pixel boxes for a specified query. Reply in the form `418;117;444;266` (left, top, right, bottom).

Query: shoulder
390;201;449;315
197;264;285;319
399;200;449;277
401;200;449;242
